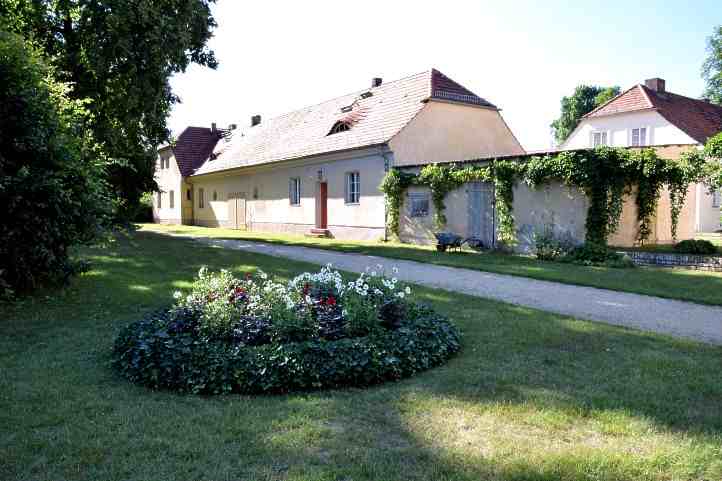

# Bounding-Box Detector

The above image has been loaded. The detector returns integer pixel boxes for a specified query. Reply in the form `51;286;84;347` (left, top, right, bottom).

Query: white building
153;69;524;240
562;78;722;233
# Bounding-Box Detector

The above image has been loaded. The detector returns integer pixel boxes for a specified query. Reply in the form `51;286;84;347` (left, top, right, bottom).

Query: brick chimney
251;115;261;127
645;78;666;93
372;77;383;88
211;122;217;133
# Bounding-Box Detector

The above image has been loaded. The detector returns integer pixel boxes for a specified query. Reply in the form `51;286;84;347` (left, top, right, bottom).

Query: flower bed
112;265;461;394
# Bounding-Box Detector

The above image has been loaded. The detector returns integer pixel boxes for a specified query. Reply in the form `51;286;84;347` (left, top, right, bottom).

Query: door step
307;228;331;238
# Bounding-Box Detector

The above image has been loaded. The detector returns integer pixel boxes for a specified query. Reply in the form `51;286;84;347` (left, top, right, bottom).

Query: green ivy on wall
380;145;719;247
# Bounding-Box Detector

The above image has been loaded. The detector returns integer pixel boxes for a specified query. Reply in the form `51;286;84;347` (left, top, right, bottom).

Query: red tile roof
584;84;722;143
172;127;222;176
193;69;498;176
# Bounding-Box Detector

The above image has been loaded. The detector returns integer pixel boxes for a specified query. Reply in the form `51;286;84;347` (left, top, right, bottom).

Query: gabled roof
192;69;497;176
172;127;223;176
583;84;722;143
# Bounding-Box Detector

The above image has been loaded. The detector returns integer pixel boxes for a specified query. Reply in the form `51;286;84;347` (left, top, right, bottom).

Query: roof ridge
237;70;433;129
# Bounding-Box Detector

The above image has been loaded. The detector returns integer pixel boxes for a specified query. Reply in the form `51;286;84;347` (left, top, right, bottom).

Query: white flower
373;288;382;295
396;292;405;299
392;277;398;284
404;286;411;295
376;263;383;270
342;309;348;316
392;267;399;274
371;271;377;277
173;290;182;300
198;266;207;277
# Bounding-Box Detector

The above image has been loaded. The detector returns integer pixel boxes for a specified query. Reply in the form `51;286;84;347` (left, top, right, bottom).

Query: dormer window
631;127;647;147
328;121;351;135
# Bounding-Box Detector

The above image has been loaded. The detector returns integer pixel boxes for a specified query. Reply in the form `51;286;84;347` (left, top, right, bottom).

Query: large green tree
551;85;621;145
702;25;722;105
0;0;218;218
0;30;111;294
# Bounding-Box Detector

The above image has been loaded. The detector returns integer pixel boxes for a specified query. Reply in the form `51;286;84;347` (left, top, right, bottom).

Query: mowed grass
140;223;722;306
2;231;722;481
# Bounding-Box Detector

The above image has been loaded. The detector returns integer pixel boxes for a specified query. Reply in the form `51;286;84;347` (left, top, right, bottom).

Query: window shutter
344;173;349;203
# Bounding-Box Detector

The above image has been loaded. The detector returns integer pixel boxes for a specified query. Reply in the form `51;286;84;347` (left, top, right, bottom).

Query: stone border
618;250;722;271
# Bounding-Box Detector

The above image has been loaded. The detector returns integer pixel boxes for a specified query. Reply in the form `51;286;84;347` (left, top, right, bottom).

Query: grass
140;223;722;306
2;231;722;481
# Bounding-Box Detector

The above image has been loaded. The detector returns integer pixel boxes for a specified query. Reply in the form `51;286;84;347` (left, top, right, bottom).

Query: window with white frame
345;172;360;204
169;190;174;209
631;127;647;147
408;192;430;217
591;131;608;147
289;177;301;205
198;188;205;208
713;190;721;208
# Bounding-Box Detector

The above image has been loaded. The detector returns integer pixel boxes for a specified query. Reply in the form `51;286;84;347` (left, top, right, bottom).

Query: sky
168;0;722;151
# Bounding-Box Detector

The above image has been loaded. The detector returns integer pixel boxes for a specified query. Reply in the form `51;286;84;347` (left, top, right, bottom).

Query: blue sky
168;0;721;150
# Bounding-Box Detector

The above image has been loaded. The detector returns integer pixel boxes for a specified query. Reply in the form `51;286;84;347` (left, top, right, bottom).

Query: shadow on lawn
7;230;718;480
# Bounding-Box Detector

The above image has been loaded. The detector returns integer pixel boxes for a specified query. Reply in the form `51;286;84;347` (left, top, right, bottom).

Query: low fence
618;250;722;271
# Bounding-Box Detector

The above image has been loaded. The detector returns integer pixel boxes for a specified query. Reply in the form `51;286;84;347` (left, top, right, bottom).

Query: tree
0;31;111;295
551;85;621;145
702;25;722;105
1;0;218;219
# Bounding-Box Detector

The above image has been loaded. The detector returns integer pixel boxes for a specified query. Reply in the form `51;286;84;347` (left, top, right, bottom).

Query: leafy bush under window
112;265;461;394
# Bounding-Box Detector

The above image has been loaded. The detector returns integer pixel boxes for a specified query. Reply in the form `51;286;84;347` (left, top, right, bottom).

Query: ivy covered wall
380;143;722;248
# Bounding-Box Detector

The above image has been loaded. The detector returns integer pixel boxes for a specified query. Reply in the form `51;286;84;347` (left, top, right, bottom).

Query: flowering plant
170;264;413;343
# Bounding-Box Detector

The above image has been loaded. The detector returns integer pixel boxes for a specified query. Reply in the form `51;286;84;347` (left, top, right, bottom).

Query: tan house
153;69;524;240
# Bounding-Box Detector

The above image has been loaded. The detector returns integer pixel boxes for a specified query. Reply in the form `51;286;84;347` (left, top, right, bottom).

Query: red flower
326;296;336;306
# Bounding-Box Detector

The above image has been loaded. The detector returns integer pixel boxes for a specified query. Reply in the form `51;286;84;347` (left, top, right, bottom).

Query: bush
131;192;154;223
532;225;576;261
561;243;635;268
673;239;718;255
112;265;461;394
0;31;111;296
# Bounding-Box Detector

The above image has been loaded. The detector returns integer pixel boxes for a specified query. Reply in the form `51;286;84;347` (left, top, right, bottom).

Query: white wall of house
389;101;525;166
188;148;388;240
696;184;722;232
562;110;697;149
153;148;184;224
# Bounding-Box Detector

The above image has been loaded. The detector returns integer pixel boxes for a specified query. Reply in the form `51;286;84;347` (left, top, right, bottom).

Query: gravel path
168;233;722;345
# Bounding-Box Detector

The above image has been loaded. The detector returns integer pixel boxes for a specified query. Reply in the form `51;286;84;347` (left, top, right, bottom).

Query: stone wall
618;250;722;271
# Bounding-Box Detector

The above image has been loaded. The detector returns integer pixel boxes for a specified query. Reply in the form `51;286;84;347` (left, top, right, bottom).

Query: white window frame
169;190;174;209
408;192;430;218
345;171;360;204
630;127;648;147
198;188;205;209
289;177;301;206
591;130;609;147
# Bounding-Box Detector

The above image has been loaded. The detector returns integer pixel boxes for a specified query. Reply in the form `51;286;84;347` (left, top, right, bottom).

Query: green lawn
2;231;722;481
140;223;722;306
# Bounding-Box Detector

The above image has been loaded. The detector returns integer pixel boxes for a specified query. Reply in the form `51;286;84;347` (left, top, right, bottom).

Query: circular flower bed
112;265;461;394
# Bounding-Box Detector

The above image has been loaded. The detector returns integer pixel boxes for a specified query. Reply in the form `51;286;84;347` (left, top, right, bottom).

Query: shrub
532;225;576;261
112;265;461;394
0;31;111;296
673;239;718;255
561;243;635;268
